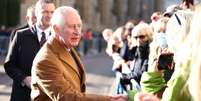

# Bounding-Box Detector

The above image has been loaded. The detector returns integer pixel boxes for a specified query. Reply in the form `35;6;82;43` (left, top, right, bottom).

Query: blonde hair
106;33;123;56
26;5;35;17
102;28;113;42
187;4;201;101
113;26;125;42
166;10;193;53
154;17;169;33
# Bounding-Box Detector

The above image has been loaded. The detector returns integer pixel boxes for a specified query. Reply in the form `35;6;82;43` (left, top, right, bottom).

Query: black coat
4;26;40;101
121;43;149;86
130;44;149;85
9;24;29;41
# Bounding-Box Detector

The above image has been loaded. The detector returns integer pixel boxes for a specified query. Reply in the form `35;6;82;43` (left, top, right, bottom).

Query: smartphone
158;53;174;70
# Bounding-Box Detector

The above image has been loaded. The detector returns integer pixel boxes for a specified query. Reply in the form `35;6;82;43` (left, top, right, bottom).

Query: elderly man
4;0;55;101
31;6;118;101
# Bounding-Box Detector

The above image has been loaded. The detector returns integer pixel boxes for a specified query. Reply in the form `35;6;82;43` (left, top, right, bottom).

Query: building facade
20;0;162;31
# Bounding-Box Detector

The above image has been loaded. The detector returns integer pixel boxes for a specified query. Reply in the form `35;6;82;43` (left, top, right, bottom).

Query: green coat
128;61;193;101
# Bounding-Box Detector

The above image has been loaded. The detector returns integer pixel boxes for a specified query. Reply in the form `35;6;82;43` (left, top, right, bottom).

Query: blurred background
0;0;201;100
1;0;200;58
0;0;182;31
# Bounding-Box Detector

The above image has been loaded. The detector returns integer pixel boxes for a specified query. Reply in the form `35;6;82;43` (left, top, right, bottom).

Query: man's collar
36;25;51;35
66;48;71;52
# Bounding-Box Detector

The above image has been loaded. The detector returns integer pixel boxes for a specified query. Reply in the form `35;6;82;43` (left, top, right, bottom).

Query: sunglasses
134;35;145;39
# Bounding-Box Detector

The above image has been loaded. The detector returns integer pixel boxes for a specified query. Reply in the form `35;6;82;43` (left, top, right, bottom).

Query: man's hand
111;94;129;101
134;92;160;101
23;76;31;89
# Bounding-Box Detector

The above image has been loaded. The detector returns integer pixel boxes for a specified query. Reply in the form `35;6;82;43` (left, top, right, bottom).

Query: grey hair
51;6;80;31
131;22;153;42
166;10;193;52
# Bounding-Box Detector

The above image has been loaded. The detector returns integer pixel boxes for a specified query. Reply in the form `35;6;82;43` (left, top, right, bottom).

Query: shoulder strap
175;14;181;26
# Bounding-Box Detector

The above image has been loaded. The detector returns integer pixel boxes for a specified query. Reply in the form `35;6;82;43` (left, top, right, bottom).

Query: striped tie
40;32;46;47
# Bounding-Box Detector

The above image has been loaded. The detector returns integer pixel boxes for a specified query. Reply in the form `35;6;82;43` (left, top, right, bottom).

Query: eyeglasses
134;35;145;39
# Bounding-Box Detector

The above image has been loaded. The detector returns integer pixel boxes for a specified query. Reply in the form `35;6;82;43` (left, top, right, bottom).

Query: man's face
26;11;36;26
36;3;55;28
58;12;82;48
132;32;148;47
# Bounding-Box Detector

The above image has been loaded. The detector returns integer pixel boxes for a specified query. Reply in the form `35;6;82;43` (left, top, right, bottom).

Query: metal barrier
0;36;9;56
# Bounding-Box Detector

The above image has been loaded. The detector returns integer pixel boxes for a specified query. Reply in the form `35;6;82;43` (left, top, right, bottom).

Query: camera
157;53;174;70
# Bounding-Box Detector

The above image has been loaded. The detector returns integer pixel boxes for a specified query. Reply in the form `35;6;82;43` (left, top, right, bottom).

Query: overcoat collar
47;36;86;83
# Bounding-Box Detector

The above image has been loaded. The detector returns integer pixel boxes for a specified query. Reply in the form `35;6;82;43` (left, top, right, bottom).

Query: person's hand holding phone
149;47;174;72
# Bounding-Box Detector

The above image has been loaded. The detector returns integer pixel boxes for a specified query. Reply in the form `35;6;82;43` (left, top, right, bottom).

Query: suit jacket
10;24;29;41
4;26;40;101
31;36;110;101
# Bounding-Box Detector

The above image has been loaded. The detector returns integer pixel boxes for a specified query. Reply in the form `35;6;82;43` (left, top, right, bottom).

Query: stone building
20;0;163;31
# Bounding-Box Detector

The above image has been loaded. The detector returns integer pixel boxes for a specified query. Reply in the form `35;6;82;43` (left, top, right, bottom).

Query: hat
163;5;181;17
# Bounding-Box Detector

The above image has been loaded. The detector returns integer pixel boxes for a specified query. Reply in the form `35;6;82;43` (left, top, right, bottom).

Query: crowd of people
103;0;201;101
2;0;201;101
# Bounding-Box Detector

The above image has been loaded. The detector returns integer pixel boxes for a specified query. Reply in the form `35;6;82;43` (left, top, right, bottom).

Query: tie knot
41;32;45;35
40;32;46;47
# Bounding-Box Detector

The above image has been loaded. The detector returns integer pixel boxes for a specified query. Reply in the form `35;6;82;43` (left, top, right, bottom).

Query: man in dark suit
4;0;55;101
10;5;36;41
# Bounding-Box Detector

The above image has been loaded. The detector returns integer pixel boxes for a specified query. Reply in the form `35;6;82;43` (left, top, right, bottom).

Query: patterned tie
40;32;46;47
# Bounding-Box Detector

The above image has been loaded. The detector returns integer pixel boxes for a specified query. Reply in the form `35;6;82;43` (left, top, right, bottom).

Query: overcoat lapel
70;48;86;85
48;36;81;79
59;49;81;78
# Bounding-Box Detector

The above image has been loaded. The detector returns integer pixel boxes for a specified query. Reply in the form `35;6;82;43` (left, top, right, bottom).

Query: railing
0;35;10;56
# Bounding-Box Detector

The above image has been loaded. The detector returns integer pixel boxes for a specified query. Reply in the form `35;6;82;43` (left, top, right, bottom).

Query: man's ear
25;16;29;22
53;24;59;33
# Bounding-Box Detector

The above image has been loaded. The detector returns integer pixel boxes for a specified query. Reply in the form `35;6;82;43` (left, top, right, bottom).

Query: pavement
0;51;115;100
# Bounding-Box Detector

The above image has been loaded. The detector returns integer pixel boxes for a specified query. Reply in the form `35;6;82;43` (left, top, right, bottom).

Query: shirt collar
35;25;51;42
35;25;51;35
66;48;71;52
